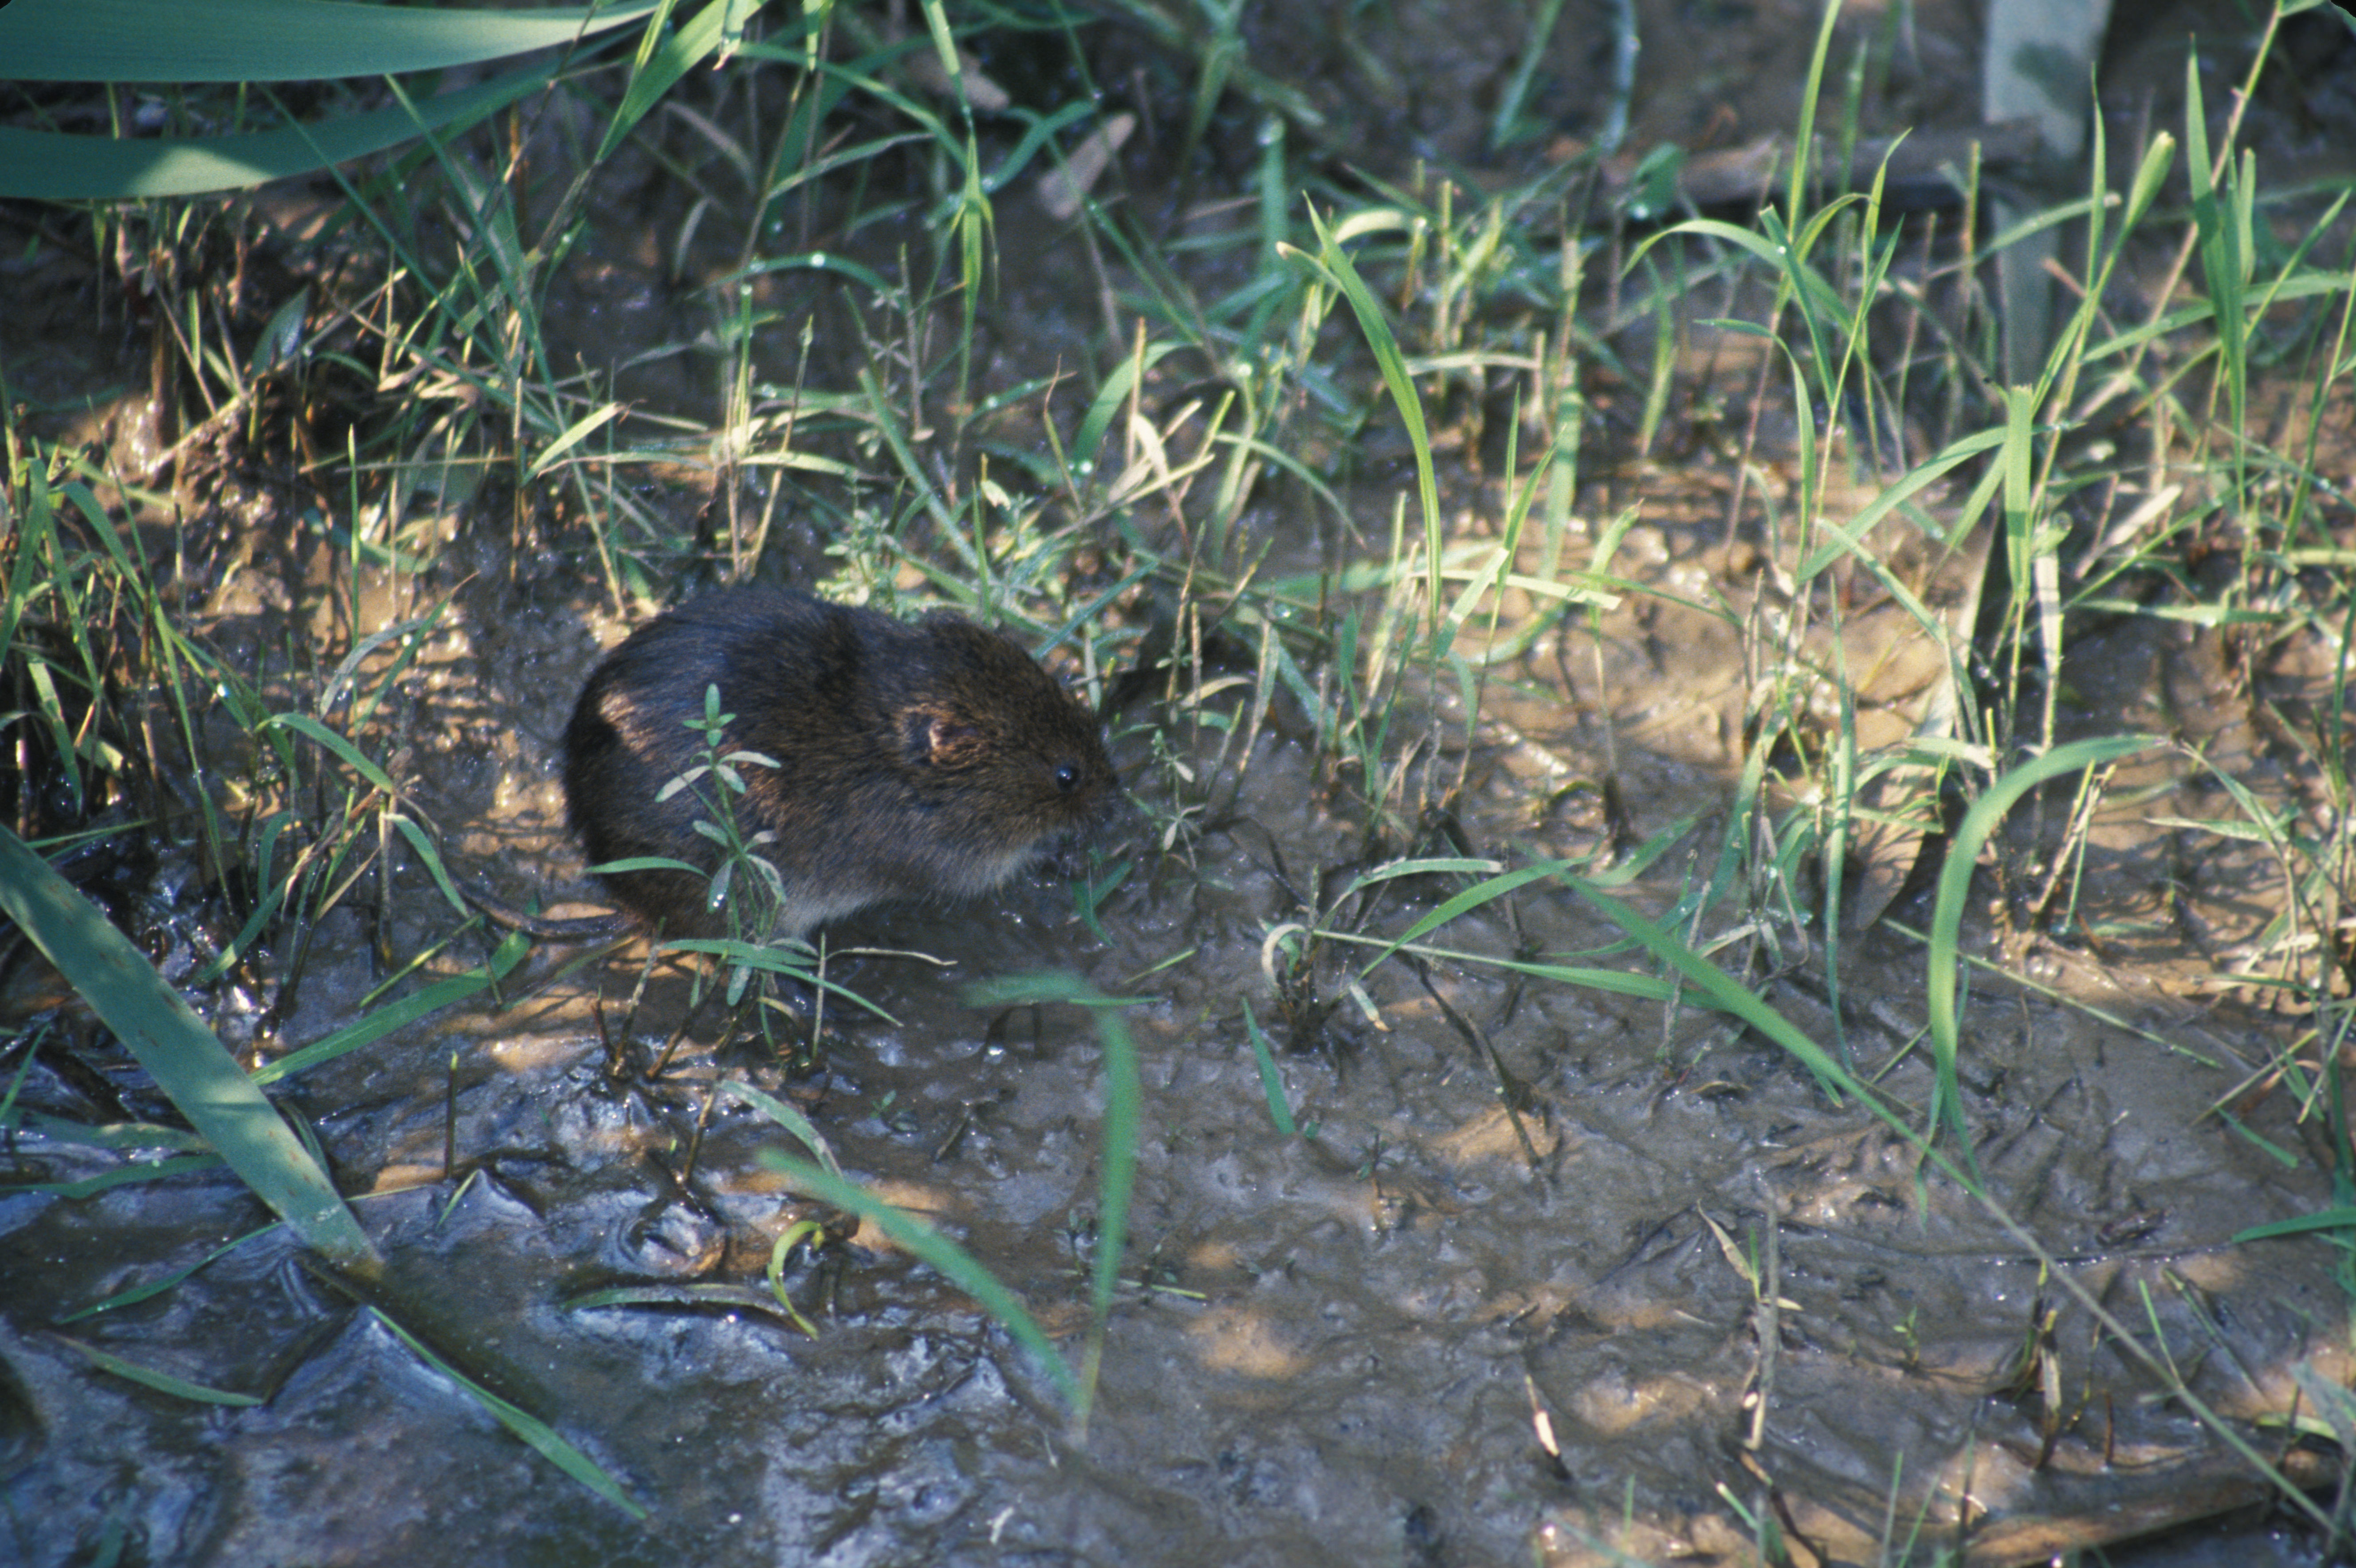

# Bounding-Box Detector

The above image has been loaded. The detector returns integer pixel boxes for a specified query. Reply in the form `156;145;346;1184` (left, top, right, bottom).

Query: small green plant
604;681;893;1068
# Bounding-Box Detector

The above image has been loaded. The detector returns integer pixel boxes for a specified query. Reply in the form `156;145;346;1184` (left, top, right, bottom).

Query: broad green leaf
0;0;744;199
0;65;549;199
0;825;379;1269
0;0;660;83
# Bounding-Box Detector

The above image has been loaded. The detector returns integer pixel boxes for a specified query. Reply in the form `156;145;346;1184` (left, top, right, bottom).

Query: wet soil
7;4;2356;1567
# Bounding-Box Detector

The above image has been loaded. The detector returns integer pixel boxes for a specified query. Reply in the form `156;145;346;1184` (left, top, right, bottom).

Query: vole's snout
1068;759;1136;840
1103;785;1144;836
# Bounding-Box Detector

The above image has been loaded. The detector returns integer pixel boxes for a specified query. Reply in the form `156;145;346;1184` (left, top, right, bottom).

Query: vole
539;586;1117;941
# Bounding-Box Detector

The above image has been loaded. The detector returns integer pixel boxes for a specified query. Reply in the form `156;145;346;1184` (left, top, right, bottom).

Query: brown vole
556;586;1116;939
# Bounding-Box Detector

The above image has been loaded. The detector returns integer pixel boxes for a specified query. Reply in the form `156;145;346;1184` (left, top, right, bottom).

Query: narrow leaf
55;1336;265;1407
0;826;378;1269
373;1309;647;1518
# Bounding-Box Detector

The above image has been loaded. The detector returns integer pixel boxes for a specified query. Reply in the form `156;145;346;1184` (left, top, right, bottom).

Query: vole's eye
1054;762;1083;794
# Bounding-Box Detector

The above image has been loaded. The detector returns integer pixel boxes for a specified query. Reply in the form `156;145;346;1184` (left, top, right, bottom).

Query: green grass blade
5;1152;225;1199
55;1336;265;1407
657;939;899;1023
4;1114;211;1153
251;932;529;1085
0;825;380;1270
372;1309;648;1519
716;1079;842;1175
1924;736;2158;1170
1288;210;1442;636
966;973;1139;1432
523;402;627;483
1354;859;1571;978
756;1151;1080;1409
1488;0;1569;152
1784;0;1847;240
2236;1209;2356;1244
1073;341;1184;482
1080;1006;1135;1430
385;813;467;917
263;712;400;794
55;1222;280;1323
1795;425;2010;581
1335;856;1506;900
596;0;788;164
1560;876;1846;1104
1241;998;1299;1137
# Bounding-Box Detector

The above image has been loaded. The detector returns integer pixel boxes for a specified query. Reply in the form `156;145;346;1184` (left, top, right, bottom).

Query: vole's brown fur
559;586;1116;939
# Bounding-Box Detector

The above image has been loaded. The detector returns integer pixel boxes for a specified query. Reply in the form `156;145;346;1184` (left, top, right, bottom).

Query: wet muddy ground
13;520;2346;1567
8;3;2356;1565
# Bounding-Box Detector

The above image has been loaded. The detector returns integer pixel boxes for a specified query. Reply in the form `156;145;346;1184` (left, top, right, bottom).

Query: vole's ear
902;705;986;769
